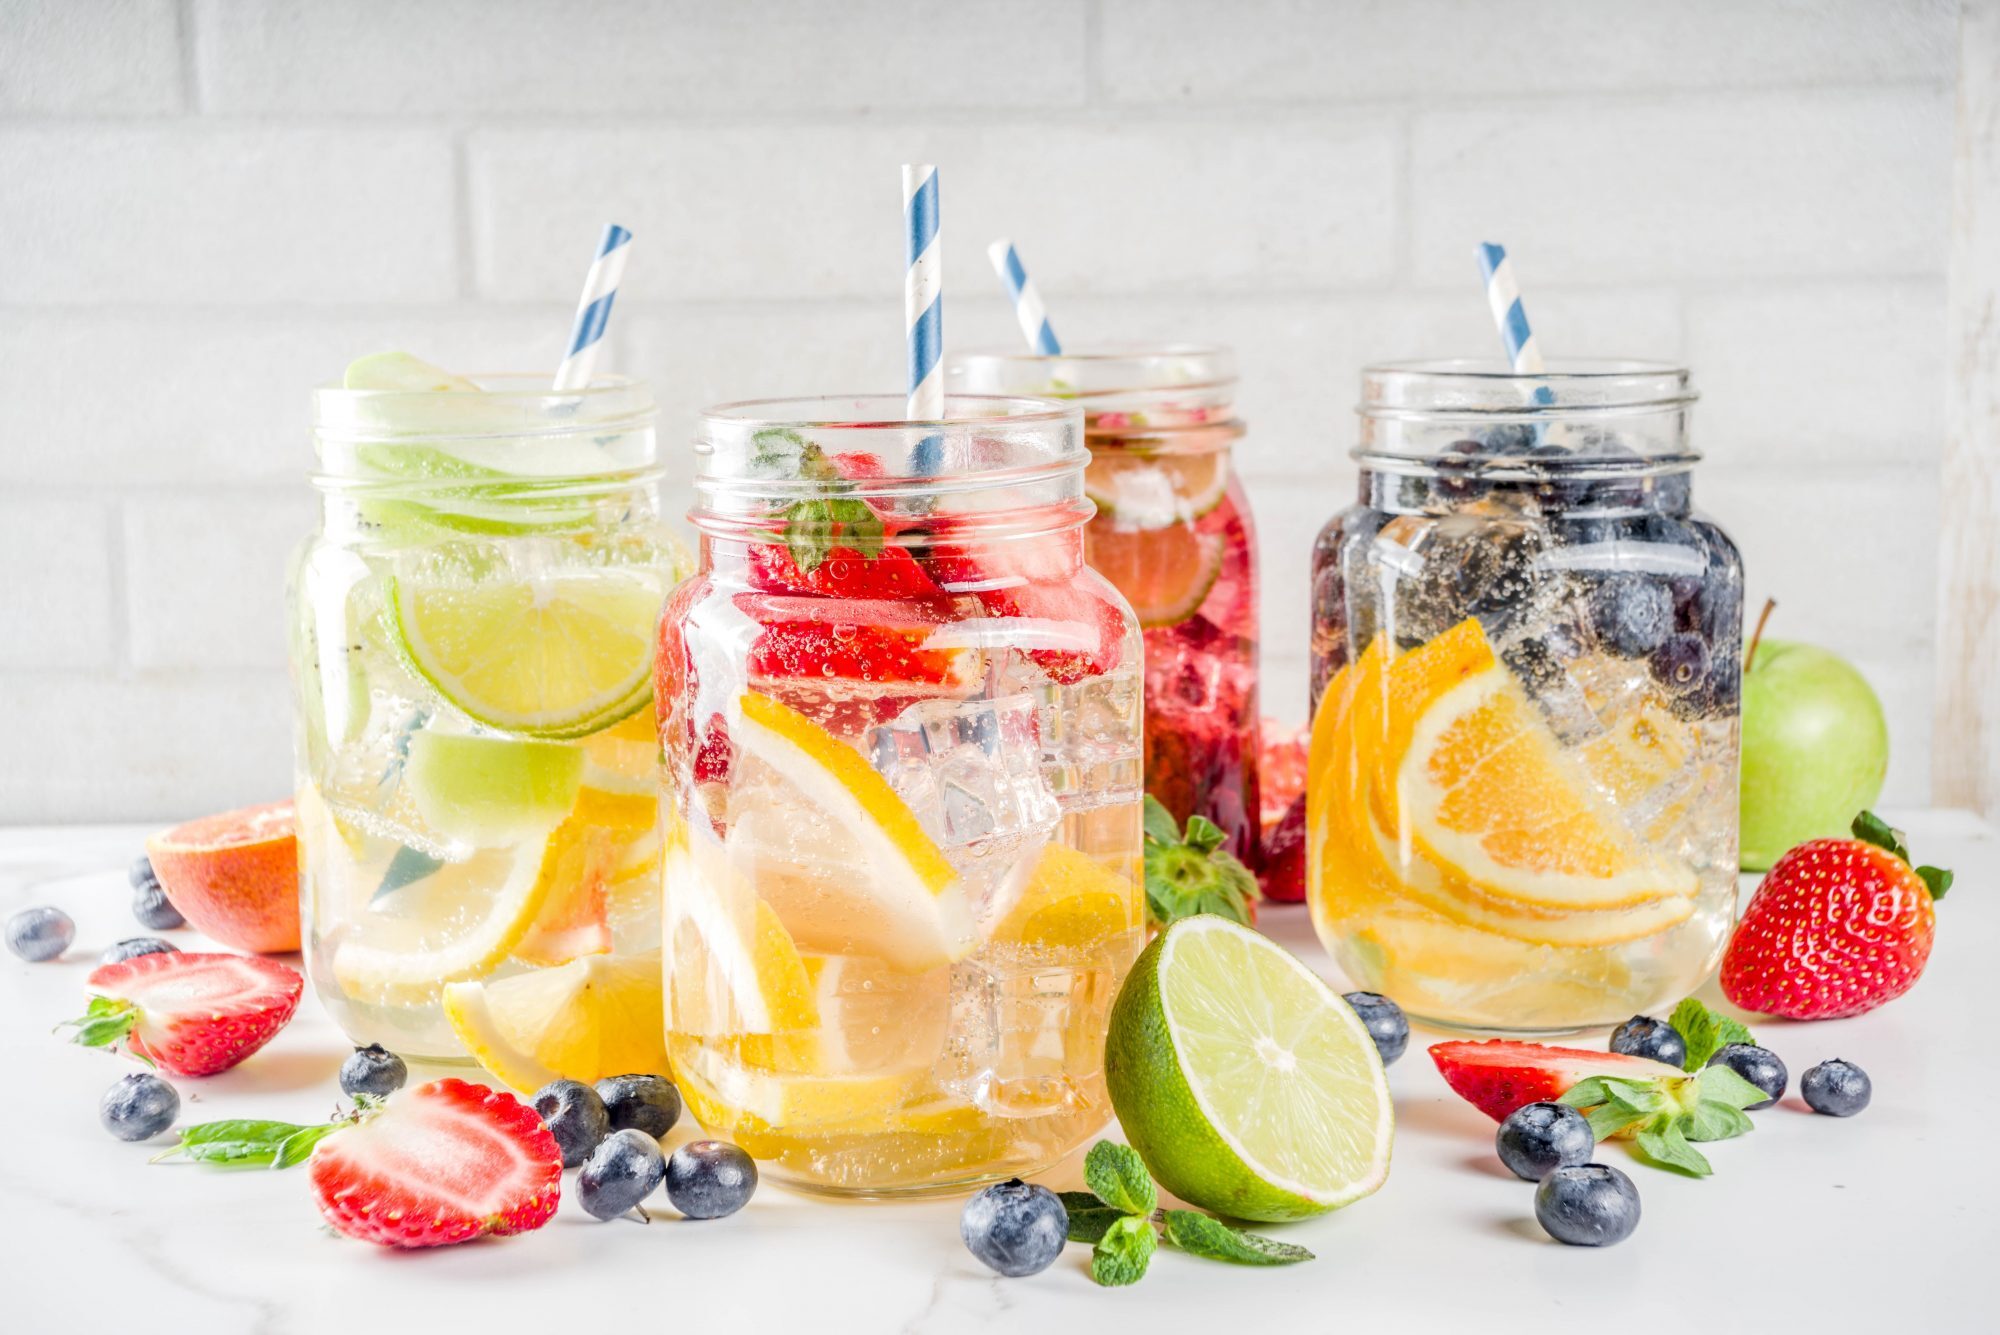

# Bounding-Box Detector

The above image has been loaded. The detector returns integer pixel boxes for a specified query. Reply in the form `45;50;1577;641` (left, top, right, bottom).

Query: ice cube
941;955;1113;1118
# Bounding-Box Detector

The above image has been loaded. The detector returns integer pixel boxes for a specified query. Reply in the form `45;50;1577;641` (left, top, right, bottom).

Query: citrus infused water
950;348;1260;865
658;395;1144;1195
290;356;689;1074
1307;362;1741;1032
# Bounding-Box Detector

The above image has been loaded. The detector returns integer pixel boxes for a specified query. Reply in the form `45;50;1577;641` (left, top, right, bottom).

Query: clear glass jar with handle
657;394;1144;1196
1307;360;1741;1032
290;374;688;1072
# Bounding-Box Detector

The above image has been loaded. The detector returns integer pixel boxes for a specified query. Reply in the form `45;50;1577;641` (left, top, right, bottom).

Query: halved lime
1105;915;1394;1222
404;732;584;844
391;565;663;739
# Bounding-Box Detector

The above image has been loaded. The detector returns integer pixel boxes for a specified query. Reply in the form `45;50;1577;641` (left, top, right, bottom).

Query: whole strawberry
1722;811;1954;1020
64;951;303;1076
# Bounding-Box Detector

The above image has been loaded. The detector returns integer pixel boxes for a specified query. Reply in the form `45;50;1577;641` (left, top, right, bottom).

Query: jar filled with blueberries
1305;361;1742;1033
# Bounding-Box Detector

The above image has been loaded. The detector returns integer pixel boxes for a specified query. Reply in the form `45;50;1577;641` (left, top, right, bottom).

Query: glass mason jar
290;375;690;1066
657;394;1145;1196
1307;361;1742;1032
950;347;1260;865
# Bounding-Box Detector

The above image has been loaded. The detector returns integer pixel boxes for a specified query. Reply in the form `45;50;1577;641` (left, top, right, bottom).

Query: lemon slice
724;691;974;971
664;833;819;1070
391;565;663;738
331;839;555;1005
798;953;951;1075
443;951;668;1092
985;843;1140;952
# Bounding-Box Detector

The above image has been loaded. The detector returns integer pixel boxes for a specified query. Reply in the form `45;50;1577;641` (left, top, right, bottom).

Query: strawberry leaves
1065;1140;1312;1285
1558;1059;1772;1178
60;996;141;1057
1142;795;1260;928
1852;810;1953;901
749;428;885;575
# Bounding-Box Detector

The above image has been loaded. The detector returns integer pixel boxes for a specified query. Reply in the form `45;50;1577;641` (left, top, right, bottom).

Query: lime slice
391;565;662;738
1106;915;1394;1221
404;733;584;844
1085;450;1229;528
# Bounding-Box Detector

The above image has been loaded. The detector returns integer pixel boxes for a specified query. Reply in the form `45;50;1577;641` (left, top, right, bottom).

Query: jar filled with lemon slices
289;354;689;1075
657;394;1144;1196
1308;361;1742;1032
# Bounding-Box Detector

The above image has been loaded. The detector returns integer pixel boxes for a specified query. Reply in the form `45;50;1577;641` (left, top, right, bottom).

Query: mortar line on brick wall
1083;0;1104;106
1389;108;1413;286
174;0;202;115
105;496;132;678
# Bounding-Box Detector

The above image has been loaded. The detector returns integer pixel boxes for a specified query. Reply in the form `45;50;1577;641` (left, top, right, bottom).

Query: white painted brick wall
0;0;1960;821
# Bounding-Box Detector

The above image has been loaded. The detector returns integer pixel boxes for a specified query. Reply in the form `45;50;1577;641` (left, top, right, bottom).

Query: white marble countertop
4;812;1996;1335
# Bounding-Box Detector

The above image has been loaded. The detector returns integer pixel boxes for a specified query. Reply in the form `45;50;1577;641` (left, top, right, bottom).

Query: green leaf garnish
1084;1141;1156;1218
56;996;141;1057
156;1097;382;1169
1668;996;1753;1072
1064;1203;1128;1245
1559;1059;1765;1177
1160;1211;1313;1266
1850;810;1908;860
1633;1122;1713;1177
1695;1062;1772;1112
1141;795;1259;928
748;427;887;575
1918;865;1953;901
1092;1215;1156;1286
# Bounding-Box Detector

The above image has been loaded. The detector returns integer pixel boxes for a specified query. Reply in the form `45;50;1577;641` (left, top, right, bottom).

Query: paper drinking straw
904;165;944;421
1476;241;1555;406
553;223;632;391
986;238;1062;355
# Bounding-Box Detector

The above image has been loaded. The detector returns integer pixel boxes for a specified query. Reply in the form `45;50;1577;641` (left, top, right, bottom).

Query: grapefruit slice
146;801;300;953
1085;448;1230;528
1084;521;1222;628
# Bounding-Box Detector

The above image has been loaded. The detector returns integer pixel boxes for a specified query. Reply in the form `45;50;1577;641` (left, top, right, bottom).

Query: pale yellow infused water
659;396;1145;1195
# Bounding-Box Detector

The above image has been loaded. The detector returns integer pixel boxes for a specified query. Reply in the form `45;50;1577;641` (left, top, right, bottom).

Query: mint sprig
1558;1061;1770;1178
154;1098;381;1169
1142;795;1259;928
1667;996;1753;1072
1065;1140;1312;1285
749;427;885;575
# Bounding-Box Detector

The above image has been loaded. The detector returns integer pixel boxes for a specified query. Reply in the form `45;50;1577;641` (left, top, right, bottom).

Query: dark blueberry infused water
1306;361;1742;1033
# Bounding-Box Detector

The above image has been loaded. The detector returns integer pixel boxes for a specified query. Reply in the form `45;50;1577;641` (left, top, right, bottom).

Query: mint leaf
1065;1205;1127;1245
1141;795;1181;845
160;1119;324;1168
1057;1190;1104;1213
1684;1100;1753;1143
1668;996;1752;1072
1084;1141;1156;1217
1091;1215;1155;1286
823;496;884;560
375;844;444;900
1918;865;1953;901
1161;1211;1312;1266
1633;1122;1713;1177
1696;1062;1771;1112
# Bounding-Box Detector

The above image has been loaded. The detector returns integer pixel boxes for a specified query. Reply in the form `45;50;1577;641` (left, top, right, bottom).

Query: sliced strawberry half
738;592;977;688
70;952;303;1077
924;518;1124;684
309;1078;562;1248
747;540;946;600
1429;1040;1685;1122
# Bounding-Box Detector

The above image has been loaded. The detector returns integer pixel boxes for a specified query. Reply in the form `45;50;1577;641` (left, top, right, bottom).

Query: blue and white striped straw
904;164;943;420
986;237;1061;356
553;223;632;391
1476;241;1555;406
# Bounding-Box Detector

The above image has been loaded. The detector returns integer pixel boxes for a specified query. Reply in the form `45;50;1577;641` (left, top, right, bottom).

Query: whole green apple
1739;640;1889;870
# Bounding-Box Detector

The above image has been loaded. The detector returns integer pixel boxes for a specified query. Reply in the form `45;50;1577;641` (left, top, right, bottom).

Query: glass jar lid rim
698;392;1079;432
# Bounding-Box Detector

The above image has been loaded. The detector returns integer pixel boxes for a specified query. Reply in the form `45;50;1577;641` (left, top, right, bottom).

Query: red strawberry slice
924;520;1124;684
1429;1040;1684;1122
309;1078;562;1248
1721;813;1948;1019
747;540;946;600
71;951;303;1077
739;592;977;688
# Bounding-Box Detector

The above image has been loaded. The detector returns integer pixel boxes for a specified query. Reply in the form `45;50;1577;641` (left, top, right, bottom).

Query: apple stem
1744;597;1777;674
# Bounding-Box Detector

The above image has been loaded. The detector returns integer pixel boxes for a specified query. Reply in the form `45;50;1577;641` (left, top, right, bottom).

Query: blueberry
100;1072;179;1142
1609;1015;1687;1067
595;1074;682;1139
339;1043;408;1099
1702;648;1743;717
6;906;74;962
1342;992;1409;1066
1480;423;1538;454
1586;575;1671;657
665;1140;757;1219
1535;1163;1641;1246
1801;1059;1871;1117
1649;632;1711;698
960;1178;1069;1277
130;858;184;931
1707;1043;1788;1110
1497;1102;1595;1182
1648;470;1692;514
577;1128;667;1221
100;937;179;965
532;1079;611;1168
